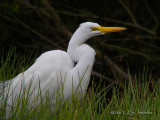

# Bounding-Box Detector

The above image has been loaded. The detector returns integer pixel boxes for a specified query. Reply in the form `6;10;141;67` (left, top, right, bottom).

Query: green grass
1;49;160;120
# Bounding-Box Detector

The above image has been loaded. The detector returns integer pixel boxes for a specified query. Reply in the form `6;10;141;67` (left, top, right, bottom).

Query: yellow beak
91;26;127;33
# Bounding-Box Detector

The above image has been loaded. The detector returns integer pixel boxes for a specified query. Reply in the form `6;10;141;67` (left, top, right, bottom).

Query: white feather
1;22;105;116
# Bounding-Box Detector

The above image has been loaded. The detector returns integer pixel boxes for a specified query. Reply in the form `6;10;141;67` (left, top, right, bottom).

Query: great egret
0;22;126;115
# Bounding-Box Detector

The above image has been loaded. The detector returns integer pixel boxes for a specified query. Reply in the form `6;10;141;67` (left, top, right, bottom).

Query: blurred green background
0;0;160;85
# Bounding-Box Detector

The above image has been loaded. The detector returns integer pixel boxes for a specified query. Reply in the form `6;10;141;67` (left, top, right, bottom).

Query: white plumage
0;22;126;115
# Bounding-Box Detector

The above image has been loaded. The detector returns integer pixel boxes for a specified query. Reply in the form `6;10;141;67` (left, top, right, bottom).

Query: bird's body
0;22;126;116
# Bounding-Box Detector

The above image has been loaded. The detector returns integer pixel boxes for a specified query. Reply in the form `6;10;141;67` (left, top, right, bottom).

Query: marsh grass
0;49;160;120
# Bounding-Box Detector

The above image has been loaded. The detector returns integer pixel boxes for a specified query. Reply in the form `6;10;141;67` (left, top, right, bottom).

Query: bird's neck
67;29;96;95
67;30;91;62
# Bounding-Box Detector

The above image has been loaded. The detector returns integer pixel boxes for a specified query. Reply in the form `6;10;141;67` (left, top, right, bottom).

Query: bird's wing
0;81;8;93
5;50;74;101
0;80;12;101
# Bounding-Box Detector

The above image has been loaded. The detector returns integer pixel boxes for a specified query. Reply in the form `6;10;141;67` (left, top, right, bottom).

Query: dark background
0;0;160;87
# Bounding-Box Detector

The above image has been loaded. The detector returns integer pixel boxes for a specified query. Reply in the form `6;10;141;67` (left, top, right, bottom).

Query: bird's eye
91;26;101;31
91;27;98;31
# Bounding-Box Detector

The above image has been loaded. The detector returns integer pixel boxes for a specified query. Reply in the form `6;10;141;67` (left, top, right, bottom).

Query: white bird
0;22;126;115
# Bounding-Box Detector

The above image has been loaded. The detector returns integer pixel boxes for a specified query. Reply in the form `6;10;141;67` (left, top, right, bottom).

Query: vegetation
0;50;160;119
0;0;160;119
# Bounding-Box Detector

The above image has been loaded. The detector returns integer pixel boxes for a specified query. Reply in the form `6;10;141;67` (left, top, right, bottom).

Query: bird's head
78;22;126;38
68;22;126;62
